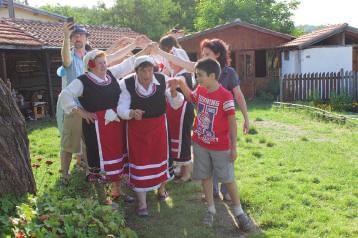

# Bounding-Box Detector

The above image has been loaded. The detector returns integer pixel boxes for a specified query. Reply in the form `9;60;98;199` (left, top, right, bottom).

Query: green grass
1;100;358;237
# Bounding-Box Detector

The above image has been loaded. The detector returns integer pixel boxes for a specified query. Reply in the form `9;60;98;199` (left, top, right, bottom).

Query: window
255;50;267;77
187;52;197;62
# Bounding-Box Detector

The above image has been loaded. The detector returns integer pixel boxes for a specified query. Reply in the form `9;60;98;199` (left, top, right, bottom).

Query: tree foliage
195;0;299;34
40;0;299;39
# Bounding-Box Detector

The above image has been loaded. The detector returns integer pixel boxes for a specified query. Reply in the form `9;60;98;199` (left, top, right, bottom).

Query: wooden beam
1;53;7;81
8;0;15;18
43;51;55;117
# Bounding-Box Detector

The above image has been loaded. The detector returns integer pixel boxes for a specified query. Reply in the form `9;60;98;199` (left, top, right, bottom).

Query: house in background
178;19;295;98
0;0;66;22
279;23;358;75
0;18;143;116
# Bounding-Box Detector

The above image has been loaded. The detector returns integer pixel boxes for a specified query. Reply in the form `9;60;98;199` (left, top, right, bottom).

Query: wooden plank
325;73;329;100
354;72;357;100
302;73;307;100
44;51;55;117
1;53;7;81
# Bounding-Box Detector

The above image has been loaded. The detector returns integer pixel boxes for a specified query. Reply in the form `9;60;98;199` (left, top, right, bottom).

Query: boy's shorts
61;113;82;154
192;142;235;183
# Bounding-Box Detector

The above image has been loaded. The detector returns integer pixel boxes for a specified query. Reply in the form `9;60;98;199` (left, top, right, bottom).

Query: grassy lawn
1;100;357;237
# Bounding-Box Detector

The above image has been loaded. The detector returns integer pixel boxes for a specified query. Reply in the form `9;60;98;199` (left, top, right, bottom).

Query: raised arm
61;22;73;67
106;35;151;66
152;44;196;73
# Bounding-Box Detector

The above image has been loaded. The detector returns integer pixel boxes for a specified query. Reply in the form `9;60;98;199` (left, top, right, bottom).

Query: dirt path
123;181;261;238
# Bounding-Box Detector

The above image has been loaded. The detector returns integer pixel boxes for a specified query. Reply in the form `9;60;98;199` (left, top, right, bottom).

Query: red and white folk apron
94;110;128;182
126;114;171;192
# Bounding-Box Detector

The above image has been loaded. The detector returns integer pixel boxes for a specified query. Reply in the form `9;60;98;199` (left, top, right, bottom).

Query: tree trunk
0;79;36;195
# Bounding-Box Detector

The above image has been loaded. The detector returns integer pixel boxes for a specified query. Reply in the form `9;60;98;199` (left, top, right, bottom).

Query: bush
315;103;332;112
330;92;353;112
257;90;275;101
351;102;358;113
248;126;258;135
308;90;325;106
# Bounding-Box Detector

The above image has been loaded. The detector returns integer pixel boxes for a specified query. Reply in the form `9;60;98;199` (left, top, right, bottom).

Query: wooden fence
280;71;358;102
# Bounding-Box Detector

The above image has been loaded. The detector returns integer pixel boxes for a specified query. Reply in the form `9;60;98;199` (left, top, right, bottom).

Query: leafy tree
102;0;180;40
170;0;197;32
40;3;109;26
195;0;300;34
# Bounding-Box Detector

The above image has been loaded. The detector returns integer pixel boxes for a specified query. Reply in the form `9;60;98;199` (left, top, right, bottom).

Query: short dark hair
159;35;182;53
135;61;154;72
195;58;221;80
200;38;230;68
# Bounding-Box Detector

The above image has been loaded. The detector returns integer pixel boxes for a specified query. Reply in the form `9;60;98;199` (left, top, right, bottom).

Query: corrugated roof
178;18;294;42
0;18;143;49
280;23;358;49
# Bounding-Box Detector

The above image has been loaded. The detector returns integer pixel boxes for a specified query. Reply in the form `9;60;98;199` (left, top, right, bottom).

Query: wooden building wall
1;49;62;116
179;25;291;54
178;25;290;99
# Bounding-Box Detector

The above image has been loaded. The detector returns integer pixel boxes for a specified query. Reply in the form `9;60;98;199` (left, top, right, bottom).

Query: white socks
208;205;216;214
233;205;244;216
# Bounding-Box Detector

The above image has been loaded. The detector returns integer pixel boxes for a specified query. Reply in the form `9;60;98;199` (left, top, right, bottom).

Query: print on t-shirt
195;95;219;144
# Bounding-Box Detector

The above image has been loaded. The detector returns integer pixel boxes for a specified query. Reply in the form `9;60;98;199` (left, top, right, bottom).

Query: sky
28;0;358;26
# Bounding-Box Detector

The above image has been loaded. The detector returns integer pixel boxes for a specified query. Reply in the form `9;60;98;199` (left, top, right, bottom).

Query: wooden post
44;51;55;117
8;0;15;18
1;52;7;81
353;71;357;101
279;69;283;101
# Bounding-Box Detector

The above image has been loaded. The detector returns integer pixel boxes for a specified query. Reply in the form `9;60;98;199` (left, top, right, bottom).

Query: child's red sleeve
223;93;235;116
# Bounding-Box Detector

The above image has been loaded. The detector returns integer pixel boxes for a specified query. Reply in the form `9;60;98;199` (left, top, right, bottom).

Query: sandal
157;191;169;201
174;177;192;184
112;193;135;203
137;207;149;217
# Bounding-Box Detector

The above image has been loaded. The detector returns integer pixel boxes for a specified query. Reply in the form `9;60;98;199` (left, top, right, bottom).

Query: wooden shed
178;19;295;98
0;18;142;116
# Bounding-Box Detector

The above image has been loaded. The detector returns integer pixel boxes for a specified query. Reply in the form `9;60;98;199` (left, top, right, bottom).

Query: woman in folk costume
117;55;184;216
159;36;196;182
58;48;149;205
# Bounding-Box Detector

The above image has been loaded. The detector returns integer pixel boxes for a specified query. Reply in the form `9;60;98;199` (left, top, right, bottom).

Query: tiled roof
280;23;358;49
0;18;143;49
0;19;42;47
179;18;294;42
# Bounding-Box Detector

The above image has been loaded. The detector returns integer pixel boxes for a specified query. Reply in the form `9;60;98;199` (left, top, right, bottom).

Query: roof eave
3;2;67;21
178;20;294;42
0;44;42;50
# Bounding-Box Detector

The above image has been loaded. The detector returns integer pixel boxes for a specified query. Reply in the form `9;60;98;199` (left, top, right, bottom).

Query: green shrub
351;102;358;113
330;92;353;112
257;90;275;101
308;90;324;106
248;126;258;135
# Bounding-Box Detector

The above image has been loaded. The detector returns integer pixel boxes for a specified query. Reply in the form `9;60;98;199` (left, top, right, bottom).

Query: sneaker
203;211;214;227
236;213;255;232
